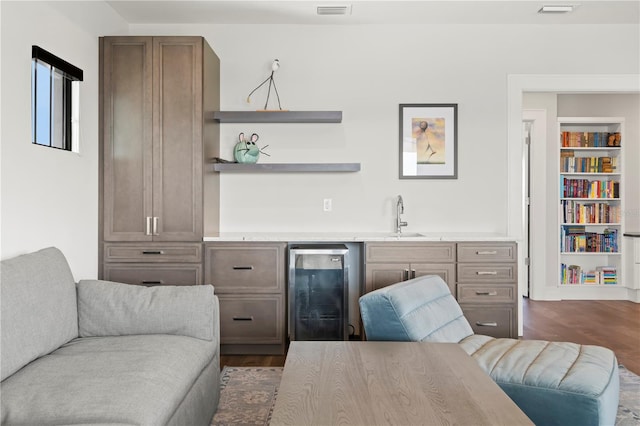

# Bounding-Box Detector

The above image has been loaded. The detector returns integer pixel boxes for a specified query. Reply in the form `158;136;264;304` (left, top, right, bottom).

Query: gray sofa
1;247;220;425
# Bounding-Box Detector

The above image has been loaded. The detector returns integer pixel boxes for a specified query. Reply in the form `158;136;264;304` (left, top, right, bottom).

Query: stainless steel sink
388;232;424;238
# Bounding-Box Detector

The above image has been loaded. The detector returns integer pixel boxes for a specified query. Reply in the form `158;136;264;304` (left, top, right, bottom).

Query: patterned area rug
211;365;640;425
211;367;282;426
618;366;640;426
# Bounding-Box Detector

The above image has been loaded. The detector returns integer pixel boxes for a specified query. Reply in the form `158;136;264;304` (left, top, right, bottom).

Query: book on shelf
560;263;617;285
560;226;618;252
561;131;621;148
560;156;617;173
561;178;619;198
561;200;621;224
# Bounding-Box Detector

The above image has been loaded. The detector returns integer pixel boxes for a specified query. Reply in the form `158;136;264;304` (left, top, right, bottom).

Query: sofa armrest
77;280;217;341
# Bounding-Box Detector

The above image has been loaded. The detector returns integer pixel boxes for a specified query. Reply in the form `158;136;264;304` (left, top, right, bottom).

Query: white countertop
203;232;516;242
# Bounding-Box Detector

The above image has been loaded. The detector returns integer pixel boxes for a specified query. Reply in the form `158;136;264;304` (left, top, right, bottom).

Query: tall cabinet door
152;37;203;242
102;37;153;242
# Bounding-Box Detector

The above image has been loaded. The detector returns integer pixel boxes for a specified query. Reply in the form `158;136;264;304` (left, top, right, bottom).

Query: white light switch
323;198;332;212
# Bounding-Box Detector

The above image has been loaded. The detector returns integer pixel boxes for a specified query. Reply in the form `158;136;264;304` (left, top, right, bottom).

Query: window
31;46;83;152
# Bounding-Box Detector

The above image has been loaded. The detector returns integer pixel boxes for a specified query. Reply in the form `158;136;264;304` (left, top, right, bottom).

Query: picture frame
399;103;458;179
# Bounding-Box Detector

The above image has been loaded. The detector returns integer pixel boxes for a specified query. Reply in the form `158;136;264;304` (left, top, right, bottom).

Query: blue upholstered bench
359;275;619;426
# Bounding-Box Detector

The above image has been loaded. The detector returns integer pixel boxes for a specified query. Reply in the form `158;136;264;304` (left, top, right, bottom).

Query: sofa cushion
0;247;78;381
460;335;619;426
359;275;474;343
0;334;217;426
78;280;216;341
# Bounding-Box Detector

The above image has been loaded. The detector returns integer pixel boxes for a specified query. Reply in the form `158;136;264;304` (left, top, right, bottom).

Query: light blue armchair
359;275;619;426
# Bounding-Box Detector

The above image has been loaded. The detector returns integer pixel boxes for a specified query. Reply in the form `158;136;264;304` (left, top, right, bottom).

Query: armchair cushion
359;275;474;343
78;280;216;341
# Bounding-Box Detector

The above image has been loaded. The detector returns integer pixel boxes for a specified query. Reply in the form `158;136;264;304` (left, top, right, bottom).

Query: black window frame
31;46;83;151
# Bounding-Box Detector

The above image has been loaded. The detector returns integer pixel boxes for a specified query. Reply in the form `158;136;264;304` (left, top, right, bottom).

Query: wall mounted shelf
211;163;360;173
211;111;342;123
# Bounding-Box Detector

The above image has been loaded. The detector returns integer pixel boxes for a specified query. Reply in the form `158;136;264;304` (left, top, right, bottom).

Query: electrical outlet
323;198;332;212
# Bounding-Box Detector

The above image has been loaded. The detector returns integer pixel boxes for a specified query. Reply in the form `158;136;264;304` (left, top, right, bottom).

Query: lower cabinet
365;262;456;295
364;243;457;294
456;242;518;338
101;242;203;286
364;241;518;339
204;242;286;355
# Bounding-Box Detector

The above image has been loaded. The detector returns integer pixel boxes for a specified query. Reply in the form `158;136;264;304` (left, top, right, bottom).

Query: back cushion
1;247;78;380
359;275;474;343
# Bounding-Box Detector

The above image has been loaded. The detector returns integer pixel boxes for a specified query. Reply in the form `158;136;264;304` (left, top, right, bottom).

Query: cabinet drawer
204;243;285;293
103;264;202;286
457;242;516;263
365;243;455;263
457;263;516;283
104;243;202;263
461;305;515;338
218;295;284;345
457;284;516;304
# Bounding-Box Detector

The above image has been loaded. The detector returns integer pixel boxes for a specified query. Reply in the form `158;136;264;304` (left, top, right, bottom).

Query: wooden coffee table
270;341;533;425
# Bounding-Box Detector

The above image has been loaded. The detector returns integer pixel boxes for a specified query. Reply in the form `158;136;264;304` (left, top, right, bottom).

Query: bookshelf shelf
558;117;625;289
560;198;620;201
561;147;621;151
561;173;621;176
561;223;621;226
561;252;621;256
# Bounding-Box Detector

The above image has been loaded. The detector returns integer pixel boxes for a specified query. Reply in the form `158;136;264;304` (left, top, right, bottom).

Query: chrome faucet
396;195;408;234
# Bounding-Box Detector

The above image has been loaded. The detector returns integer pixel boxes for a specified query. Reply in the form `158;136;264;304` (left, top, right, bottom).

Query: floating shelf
211;163;360;173
211;111;342;123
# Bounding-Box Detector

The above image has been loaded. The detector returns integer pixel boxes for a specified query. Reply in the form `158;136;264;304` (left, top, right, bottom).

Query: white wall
2;5;639;280
130;23;640;235
0;1;127;279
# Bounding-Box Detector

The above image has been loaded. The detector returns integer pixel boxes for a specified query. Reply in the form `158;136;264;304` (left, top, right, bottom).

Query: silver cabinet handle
145;217;152;236
475;291;498;296
477;251;498;255
153;217;159;235
404;269;410;281
233;266;254;270
142;250;164;255
477;271;498;275
476;322;498;327
411;269;416;279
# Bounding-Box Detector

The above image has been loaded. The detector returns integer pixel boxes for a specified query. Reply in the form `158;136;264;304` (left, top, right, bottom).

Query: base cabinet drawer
218;295;284;351
103;264;202;286
457;284;516;304
461;305;515;338
457;243;516;263
366;243;455;263
103;243;202;263
205;243;286;293
457;263;516;283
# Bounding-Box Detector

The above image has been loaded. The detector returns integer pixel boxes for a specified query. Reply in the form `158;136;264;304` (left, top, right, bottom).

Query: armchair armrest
77;280;217;341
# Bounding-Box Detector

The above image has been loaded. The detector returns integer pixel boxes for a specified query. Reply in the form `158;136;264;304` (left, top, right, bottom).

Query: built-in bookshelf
558;117;624;288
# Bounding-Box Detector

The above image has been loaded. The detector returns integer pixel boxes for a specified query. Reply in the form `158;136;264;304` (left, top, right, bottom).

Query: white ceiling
105;0;640;25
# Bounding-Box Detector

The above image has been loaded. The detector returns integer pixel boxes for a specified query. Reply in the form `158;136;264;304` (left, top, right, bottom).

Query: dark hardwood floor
221;298;640;374
522;297;640;374
220;353;286;368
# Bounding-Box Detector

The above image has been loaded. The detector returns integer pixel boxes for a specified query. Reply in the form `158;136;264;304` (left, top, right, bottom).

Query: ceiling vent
538;5;575;13
317;5;352;16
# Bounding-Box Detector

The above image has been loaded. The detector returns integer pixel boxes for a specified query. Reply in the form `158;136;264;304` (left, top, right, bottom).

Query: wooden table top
270;341;533;426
